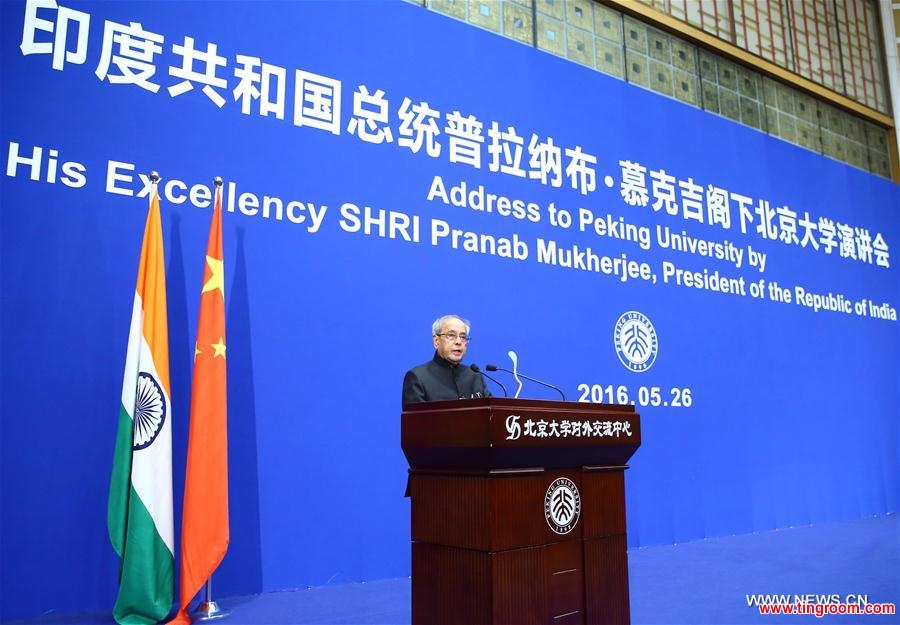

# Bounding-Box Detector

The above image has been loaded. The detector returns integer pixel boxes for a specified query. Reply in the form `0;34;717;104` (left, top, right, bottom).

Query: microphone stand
470;364;508;397
486;365;567;401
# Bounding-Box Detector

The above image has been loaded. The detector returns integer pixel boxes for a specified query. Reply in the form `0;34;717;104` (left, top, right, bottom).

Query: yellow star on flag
194;342;202;360
212;337;226;359
202;255;224;296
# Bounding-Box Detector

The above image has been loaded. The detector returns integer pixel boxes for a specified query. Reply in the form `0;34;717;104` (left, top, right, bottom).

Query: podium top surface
401;397;640;470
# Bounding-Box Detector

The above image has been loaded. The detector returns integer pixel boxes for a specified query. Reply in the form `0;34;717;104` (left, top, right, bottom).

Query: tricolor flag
172;183;230;624
108;186;175;624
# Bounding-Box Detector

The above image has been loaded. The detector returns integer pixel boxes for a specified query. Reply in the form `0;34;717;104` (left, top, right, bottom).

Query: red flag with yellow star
173;185;229;624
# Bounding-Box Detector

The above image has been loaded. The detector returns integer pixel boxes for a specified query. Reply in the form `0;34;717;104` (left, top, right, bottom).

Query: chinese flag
173;186;229;624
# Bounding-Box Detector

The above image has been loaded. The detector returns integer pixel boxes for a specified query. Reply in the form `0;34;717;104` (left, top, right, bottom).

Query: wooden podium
402;397;641;625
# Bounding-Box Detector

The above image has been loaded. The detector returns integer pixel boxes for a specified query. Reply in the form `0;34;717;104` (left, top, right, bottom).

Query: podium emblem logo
504;415;522;440
614;311;658;372
544;477;581;534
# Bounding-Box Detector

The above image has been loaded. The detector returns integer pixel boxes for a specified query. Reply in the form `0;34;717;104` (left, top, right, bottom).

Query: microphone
485;364;567;401
470;363;508;397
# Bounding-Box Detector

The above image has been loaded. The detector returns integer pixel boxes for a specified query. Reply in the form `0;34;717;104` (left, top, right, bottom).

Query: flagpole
188;176;231;623
191;576;230;621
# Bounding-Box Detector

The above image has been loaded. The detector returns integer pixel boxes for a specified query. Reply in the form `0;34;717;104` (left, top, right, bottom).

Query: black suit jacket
402;352;490;406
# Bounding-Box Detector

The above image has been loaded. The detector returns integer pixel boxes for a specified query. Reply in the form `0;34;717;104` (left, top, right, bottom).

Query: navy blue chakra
133;372;166;450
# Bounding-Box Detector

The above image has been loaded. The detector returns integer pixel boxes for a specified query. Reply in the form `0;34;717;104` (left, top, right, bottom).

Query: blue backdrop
1;1;898;620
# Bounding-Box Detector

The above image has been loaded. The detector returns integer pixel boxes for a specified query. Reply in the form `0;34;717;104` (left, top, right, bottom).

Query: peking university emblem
544;477;581;534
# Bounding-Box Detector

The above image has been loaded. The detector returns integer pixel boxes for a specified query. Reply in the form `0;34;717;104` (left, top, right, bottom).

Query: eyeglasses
436;332;470;344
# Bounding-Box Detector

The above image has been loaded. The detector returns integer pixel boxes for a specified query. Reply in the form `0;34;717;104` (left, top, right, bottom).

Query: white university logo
614;311;658;373
544;477;581;534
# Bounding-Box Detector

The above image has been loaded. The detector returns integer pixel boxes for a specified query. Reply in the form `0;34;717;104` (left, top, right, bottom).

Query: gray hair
432;314;470;336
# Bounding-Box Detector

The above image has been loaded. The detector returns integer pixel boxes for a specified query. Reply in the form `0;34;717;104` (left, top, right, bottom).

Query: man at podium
402;314;490;405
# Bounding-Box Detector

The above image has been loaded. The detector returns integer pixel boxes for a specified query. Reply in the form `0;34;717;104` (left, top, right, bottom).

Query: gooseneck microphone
470;363;508;397
485;364;567;401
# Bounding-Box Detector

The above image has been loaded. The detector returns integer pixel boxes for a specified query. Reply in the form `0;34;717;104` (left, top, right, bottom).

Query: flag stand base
191;599;230;621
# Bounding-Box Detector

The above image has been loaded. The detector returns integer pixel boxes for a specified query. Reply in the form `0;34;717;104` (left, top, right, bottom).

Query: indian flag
108;187;174;624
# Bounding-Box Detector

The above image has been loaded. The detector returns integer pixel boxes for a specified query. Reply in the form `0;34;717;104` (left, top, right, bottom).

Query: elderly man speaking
402;314;490;405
